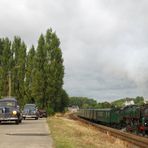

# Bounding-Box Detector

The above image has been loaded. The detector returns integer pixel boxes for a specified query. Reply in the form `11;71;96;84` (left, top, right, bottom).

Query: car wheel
35;117;38;120
142;131;145;136
15;120;19;124
23;117;26;120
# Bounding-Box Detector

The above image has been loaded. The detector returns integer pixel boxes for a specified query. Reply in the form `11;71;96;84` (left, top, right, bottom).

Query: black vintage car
38;109;47;118
0;98;22;124
22;104;39;120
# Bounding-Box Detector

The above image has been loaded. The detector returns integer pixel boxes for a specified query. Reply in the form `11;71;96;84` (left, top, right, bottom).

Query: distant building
68;106;79;113
124;100;134;106
144;99;148;104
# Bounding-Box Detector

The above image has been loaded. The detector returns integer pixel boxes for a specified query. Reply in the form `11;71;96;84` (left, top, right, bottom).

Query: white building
124;100;134;106
68;106;79;113
144;99;148;104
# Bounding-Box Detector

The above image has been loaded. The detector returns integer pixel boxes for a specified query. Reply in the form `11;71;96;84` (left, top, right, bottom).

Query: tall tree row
0;28;69;113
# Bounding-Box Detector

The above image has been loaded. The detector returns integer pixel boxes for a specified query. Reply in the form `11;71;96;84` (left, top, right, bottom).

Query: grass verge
47;113;126;148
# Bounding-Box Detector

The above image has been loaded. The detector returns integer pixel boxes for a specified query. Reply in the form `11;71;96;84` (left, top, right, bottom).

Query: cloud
0;0;148;101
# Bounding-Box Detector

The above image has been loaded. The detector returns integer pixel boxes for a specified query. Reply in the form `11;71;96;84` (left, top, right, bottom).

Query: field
48;113;127;148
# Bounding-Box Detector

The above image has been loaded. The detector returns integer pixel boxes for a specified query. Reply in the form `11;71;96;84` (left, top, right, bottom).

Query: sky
0;0;148;102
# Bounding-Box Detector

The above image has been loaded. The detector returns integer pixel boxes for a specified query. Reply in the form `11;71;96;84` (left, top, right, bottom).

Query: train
77;104;148;136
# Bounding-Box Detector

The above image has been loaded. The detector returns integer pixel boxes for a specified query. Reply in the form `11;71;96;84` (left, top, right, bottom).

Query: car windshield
24;105;36;110
0;101;16;107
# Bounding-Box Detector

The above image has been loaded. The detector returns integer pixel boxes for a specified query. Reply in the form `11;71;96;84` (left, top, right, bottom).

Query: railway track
70;113;148;148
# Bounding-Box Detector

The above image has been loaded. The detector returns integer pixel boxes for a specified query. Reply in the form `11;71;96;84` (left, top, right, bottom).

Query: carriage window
97;112;103;117
106;112;109;117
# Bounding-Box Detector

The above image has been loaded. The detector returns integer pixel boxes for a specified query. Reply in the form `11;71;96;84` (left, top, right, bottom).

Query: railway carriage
78;109;93;120
78;108;122;128
93;108;122;128
93;109;111;124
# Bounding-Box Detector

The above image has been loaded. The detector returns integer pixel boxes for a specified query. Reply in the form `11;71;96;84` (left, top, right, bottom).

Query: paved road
0;118;53;148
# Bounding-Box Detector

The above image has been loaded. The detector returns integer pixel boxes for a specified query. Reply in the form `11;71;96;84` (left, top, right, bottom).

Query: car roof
24;104;36;107
0;97;17;102
25;104;36;105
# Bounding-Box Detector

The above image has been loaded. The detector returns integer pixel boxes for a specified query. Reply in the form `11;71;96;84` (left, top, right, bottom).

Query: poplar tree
12;37;26;105
32;34;47;107
45;29;65;112
25;45;36;103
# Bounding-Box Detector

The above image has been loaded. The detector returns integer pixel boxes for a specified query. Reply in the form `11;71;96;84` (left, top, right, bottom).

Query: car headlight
12;110;17;115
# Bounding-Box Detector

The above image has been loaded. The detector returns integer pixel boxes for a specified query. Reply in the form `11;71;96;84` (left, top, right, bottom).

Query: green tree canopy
0;28;68;114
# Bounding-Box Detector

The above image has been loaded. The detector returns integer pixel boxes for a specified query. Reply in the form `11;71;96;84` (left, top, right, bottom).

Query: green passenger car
93;108;121;125
78;108;122;127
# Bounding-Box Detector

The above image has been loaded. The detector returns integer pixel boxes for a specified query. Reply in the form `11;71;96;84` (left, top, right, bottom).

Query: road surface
0;118;53;148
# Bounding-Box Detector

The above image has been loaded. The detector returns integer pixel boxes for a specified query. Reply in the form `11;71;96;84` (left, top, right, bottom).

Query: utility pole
8;71;11;97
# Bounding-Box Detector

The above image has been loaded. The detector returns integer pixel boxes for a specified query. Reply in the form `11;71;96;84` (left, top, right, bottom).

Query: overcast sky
0;0;148;102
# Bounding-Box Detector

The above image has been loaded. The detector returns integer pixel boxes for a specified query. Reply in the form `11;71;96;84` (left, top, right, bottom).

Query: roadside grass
47;113;126;148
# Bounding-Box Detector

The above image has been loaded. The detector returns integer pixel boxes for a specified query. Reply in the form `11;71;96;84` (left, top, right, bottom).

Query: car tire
35;117;38;120
15;120;19;124
142;131;145;136
23;117;26;120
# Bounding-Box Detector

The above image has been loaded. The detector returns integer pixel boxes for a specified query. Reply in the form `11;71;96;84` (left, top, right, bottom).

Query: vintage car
22;104;39;120
0;97;22;124
38;109;47;118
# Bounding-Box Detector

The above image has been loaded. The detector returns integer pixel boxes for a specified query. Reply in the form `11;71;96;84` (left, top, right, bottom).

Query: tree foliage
111;96;144;107
69;97;97;108
69;96;145;109
0;28;69;113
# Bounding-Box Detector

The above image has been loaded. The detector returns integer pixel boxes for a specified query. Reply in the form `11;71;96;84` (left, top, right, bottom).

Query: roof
0;97;17;102
24;104;36;107
80;108;120;111
24;104;36;106
94;108;113;111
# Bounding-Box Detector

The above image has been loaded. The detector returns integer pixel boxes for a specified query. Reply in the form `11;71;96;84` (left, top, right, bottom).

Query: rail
70;114;148;148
